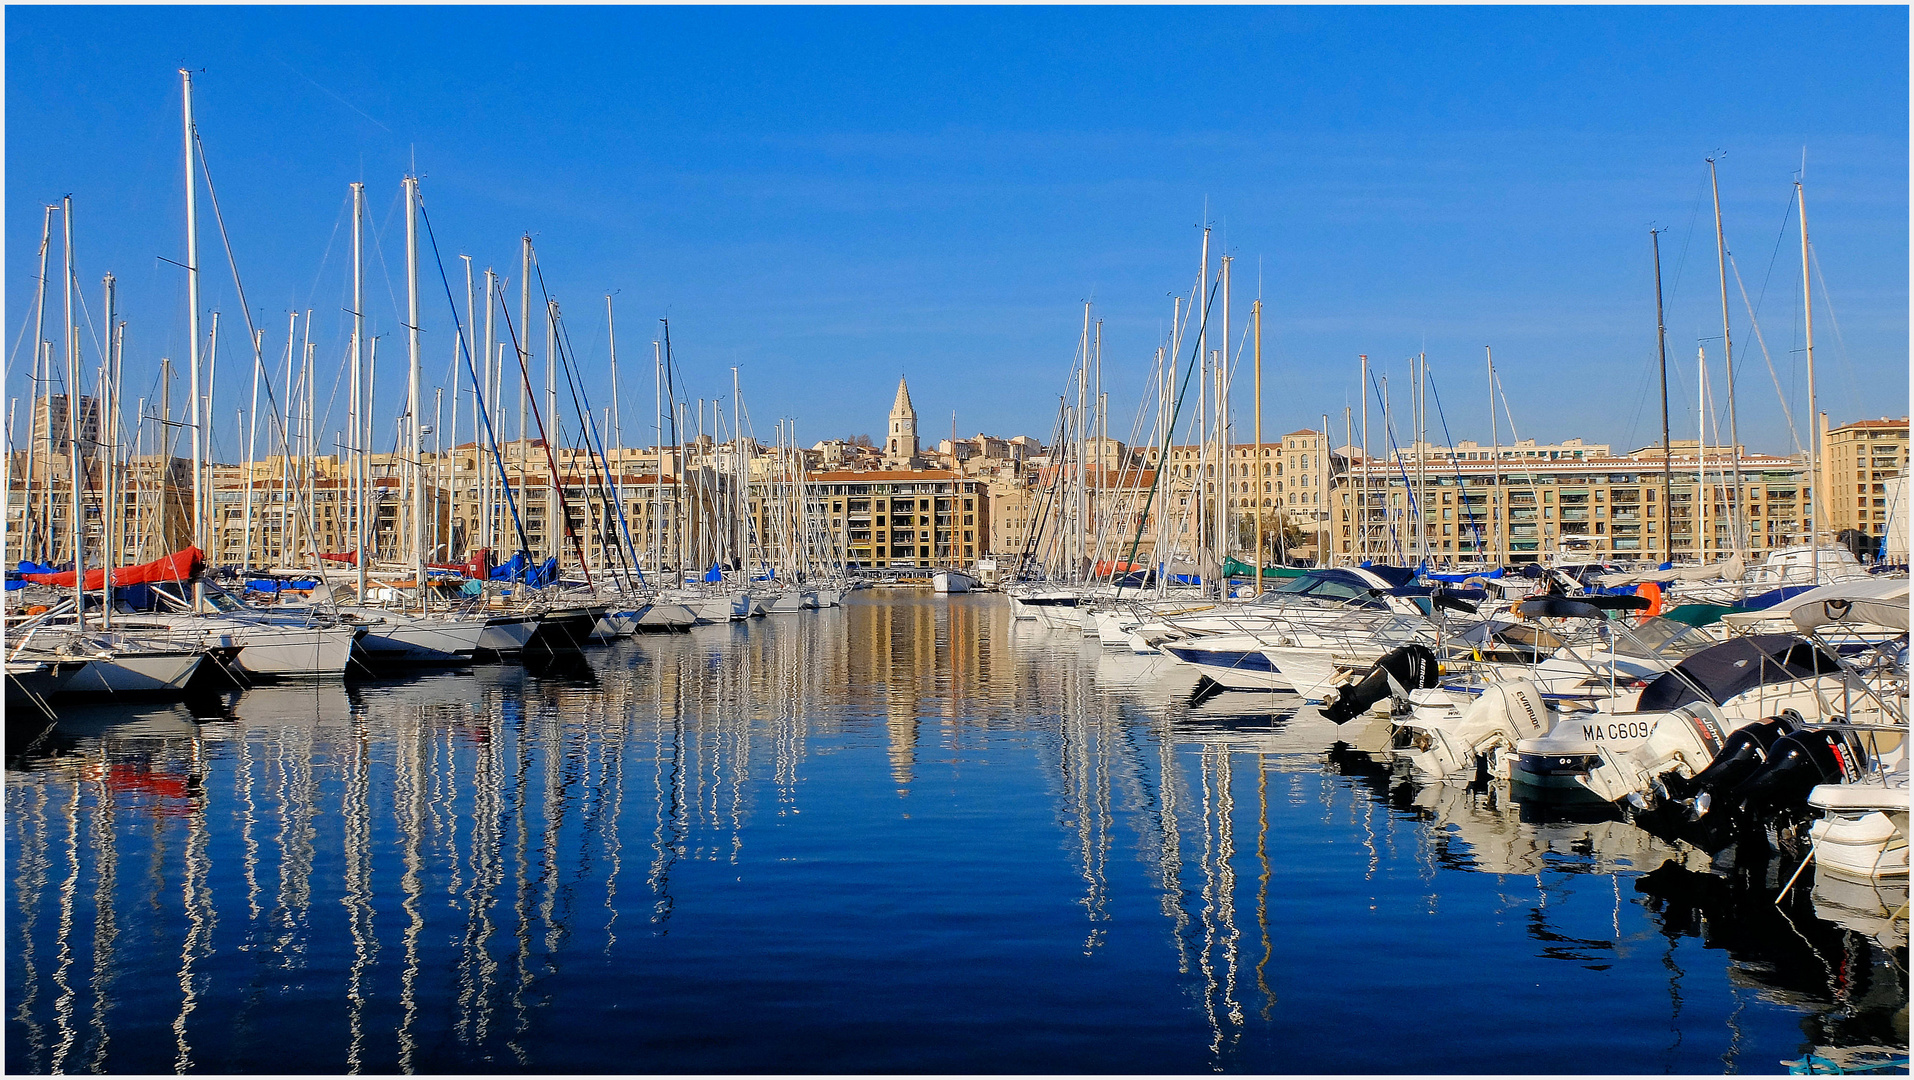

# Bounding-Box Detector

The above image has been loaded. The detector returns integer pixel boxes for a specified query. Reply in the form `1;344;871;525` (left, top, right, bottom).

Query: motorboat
932;569;975;594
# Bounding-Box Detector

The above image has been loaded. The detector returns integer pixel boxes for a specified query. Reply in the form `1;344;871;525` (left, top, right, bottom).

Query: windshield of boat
1263;571;1384;607
1611;616;1709;660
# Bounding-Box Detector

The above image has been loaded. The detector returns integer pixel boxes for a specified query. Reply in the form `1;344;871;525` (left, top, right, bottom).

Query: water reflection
5;593;1906;1074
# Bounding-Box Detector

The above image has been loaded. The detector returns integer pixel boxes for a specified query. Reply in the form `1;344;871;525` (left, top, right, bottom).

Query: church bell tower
885;377;921;470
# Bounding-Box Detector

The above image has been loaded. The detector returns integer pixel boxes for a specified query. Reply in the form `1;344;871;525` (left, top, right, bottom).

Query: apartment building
1332;447;1811;565
1823;416;1907;545
804;471;988;569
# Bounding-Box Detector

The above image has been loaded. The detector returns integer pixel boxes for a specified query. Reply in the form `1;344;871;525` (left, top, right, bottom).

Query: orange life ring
1636;580;1663;619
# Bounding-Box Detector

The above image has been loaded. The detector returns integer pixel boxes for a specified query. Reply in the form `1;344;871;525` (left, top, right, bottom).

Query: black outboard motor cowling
1725;726;1868;820
1321;644;1439;725
1656;712;1801;803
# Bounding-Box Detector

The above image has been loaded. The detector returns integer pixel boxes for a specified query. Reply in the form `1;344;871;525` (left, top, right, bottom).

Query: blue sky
7;6;1906;463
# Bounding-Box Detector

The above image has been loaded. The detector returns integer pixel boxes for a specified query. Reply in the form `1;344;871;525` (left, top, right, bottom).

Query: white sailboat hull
59;650;204;695
355;617;485;665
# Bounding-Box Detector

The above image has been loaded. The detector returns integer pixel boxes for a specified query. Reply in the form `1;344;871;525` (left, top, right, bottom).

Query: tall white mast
1360;354;1370;564
404;175;424;610
1698;345;1709;562
1798;180;1821;579
26;207;52;565
243;324;261;580
1252;299;1263;591
518;237;531;558
1487;348;1501;567
1707;157;1745;557
62;196;82;615
1218;254;1231;578
459;253;474;563
351;181;367;599
607;295;625;586
545;296;559;568
1076;301;1088;583
482;268;498;554
653;338;663;576
180;70;205;608
102;274;119;626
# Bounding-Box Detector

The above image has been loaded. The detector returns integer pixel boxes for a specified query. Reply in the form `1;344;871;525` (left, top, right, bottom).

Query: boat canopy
1596;555;1746;587
1782;577;1910;634
1636;633;1845;712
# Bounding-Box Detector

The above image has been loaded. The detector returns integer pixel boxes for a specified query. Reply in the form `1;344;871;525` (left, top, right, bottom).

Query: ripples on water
6;593;1907;1073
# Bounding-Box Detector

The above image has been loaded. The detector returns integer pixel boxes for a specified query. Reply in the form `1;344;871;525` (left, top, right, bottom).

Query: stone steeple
885;376;921;469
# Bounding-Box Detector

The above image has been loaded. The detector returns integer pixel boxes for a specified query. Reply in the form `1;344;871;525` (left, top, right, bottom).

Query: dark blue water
7;593;1906;1073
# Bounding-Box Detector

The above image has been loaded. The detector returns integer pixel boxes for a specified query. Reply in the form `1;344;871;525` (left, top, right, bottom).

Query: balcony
1559;509;1589;522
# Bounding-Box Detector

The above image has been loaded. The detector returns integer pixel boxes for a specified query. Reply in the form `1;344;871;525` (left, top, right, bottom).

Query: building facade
1823;416;1907;548
1332;447;1812;565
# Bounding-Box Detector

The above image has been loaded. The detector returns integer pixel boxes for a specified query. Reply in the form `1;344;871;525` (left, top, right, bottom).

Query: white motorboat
932;569;975;594
1808;755;1909;881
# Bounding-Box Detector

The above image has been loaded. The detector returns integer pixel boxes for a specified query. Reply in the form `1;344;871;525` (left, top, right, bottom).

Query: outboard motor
1726;726;1869;821
1656;712;1802;804
1632;712;1801;851
1321;644;1439;725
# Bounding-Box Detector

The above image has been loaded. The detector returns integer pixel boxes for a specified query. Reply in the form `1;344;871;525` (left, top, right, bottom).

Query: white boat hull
59;650;204;696
478;615;539;657
356;617;485;665
932;571;974;594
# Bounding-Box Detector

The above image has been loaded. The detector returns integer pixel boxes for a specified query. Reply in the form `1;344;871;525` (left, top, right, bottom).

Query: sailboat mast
457;254;473;563
1252;298;1263;594
1798;180;1820;579
102;274;118;626
180;70;205;608
1697;345;1708;562
1649;228;1674;564
62;196;82;615
545;297;559;569
404;175;424;610
1360;354;1369;565
1076;302;1088;583
25;207;52;565
344;185;364;594
1342;407;1353;568
608;295;624;587
482;269;497;555
518;237;531;559
733;365;743;578
653;338;663;576
1707;158;1745;556
1219;254;1231;581
1487;348;1501;567
1416;353;1428;566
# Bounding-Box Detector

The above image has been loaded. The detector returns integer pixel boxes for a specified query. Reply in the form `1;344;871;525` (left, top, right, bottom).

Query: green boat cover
1221;558;1308;579
1661;602;1739;627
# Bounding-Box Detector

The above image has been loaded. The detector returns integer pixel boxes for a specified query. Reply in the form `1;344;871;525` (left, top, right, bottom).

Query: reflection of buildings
8;594;1907;1073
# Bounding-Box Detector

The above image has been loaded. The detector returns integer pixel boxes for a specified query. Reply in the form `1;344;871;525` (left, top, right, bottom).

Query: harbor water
6;592;1906;1073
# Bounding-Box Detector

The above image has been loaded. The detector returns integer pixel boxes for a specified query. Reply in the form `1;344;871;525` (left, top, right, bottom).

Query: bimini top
1636;633;1845;712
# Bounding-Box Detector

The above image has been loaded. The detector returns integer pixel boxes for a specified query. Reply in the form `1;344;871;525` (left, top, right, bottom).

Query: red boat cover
317;551;359;566
23;547;203;589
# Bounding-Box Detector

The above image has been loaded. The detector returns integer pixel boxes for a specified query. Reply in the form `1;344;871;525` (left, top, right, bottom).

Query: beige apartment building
1823;416;1907;544
804;470;987;569
1332;444;1812;565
